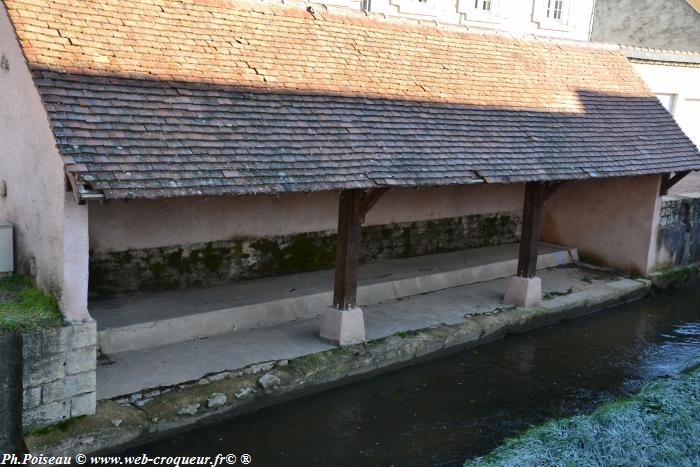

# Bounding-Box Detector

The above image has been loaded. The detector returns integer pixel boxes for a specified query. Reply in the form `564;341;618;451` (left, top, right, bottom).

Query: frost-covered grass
466;365;700;467
0;274;62;332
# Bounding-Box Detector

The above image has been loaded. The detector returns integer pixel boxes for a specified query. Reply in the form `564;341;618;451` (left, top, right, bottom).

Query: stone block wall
22;320;97;432
0;331;22;451
89;211;521;298
654;194;700;269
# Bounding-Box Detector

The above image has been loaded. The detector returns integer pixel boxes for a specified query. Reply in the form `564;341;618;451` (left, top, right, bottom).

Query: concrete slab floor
93;243;576;355
90;243;568;330
97;264;628;400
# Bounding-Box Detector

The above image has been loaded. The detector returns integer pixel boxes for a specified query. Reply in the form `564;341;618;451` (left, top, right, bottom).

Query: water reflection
121;287;700;467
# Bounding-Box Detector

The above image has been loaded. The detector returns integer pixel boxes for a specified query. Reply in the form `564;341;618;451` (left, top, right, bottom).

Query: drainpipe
0;330;23;454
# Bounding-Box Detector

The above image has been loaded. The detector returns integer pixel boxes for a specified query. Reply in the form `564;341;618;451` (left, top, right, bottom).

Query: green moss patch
0;275;62;332
651;264;700;290
466;364;700;467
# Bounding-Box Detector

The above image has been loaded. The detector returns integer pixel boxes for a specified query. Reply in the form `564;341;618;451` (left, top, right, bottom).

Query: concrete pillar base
504;276;542;308
319;307;366;346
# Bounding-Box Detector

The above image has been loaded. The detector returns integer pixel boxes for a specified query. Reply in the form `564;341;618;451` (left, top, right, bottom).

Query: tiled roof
4;0;700;199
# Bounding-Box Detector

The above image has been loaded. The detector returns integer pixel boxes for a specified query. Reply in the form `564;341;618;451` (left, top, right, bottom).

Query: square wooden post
506;181;546;307
321;188;388;346
516;182;546;278
333;189;363;310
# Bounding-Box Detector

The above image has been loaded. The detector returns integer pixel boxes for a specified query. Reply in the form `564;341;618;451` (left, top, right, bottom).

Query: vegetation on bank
0;274;62;332
466;364;700;467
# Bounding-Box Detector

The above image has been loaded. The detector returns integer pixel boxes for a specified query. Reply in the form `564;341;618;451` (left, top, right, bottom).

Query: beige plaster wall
541;175;662;274
0;5;90;320
89;183;524;253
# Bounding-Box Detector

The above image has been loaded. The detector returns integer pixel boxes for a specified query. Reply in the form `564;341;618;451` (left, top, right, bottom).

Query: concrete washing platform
98;262;633;400
92;243;576;355
29;263;650;457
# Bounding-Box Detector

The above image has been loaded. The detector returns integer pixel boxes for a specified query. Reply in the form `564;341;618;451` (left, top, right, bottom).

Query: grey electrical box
0;223;13;273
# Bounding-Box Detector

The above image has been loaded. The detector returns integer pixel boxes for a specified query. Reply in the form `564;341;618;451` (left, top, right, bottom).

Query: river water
122;287;700;466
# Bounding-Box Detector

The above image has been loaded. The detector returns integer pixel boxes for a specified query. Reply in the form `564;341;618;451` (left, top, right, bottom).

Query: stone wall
591;0;700;52
0;330;22;452
89;211;521;298
654;194;700;269
22;320;97;432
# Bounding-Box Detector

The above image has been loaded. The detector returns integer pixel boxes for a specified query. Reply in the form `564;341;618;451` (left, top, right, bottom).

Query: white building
323;0;596;40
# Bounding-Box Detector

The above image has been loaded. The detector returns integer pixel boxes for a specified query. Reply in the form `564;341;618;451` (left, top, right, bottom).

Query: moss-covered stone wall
89;211;521;298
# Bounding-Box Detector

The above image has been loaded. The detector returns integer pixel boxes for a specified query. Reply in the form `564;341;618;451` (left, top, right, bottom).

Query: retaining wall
654;194;700;270
21;320;97;432
0;330;22;452
89;211;521;298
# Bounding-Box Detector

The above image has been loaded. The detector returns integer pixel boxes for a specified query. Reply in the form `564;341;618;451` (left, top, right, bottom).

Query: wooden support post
333;189;363;310
332;188;389;309
506;181;561;307
323;187;388;345
516;182;547;278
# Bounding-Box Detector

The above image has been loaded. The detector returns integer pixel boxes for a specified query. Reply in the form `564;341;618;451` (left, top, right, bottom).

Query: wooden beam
333;189;364;310
333;188;389;310
660;171;690;196
354;187;389;224
543;181;563;204
516;182;546;278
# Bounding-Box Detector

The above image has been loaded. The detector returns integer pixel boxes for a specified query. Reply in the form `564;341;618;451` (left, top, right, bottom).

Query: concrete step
91;243;577;355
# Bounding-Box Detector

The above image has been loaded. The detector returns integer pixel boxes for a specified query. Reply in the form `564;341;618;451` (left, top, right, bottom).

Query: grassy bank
466;365;700;467
0;275;62;332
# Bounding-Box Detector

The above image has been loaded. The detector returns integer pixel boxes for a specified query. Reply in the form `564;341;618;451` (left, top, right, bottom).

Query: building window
474;0;492;11
533;0;570;30
390;0;436;14
458;0;500;22
546;0;564;19
656;94;676;114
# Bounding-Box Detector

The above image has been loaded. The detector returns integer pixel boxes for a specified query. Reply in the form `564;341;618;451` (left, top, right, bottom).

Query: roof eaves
620;45;700;66
65;171;105;204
